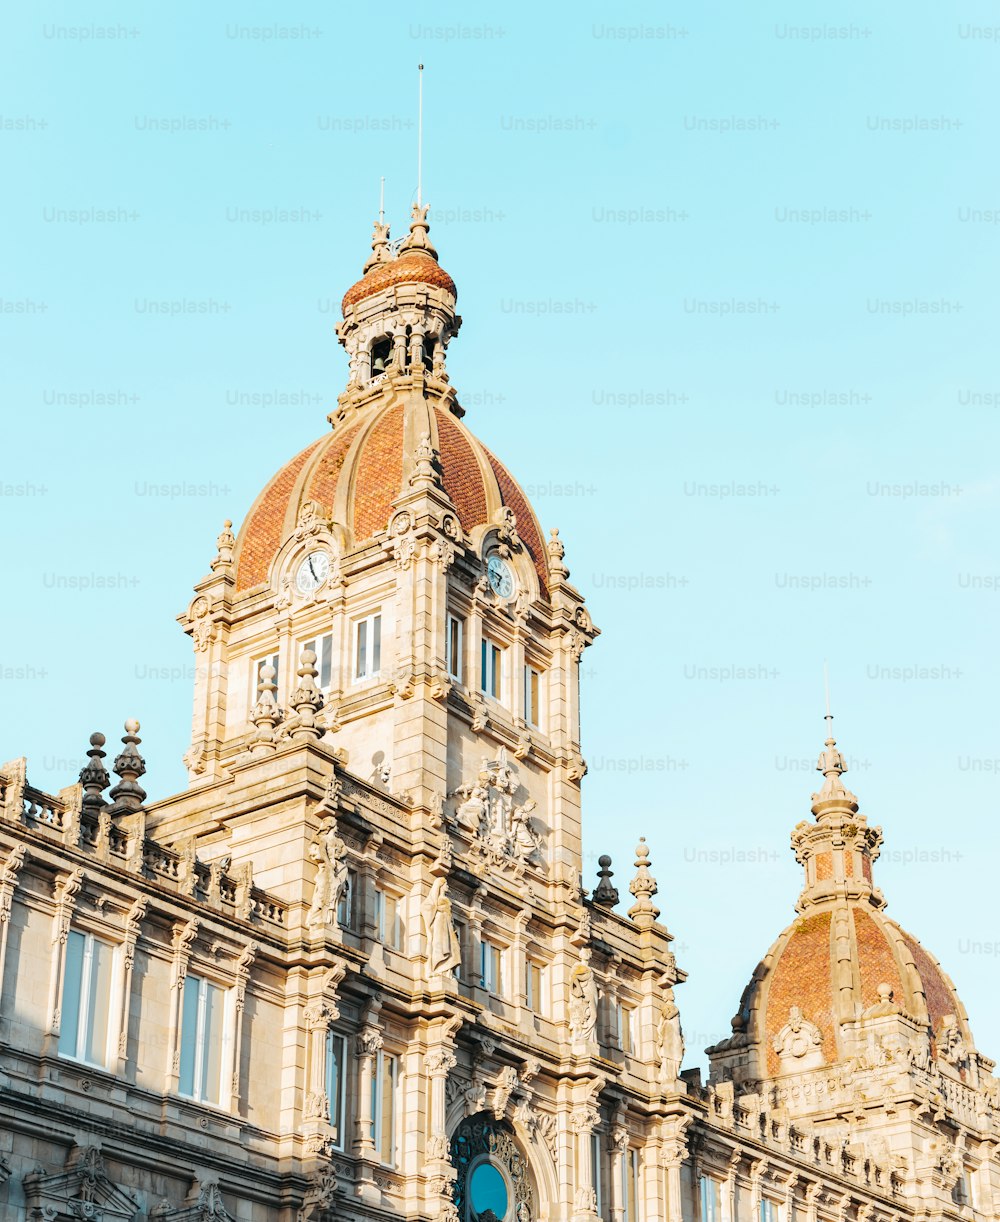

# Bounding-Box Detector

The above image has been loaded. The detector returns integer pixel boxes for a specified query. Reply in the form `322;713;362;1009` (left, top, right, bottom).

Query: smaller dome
342;251;457;314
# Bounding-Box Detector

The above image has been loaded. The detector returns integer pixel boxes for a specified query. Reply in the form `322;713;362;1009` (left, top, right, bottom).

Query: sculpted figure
656;988;685;1081
306;818;350;931
421;875;462;976
455;781;489;835
569;961;598;1045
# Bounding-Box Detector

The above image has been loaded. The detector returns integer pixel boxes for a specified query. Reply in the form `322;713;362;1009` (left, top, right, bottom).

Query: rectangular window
625;1147;640;1222
618;1002;635;1054
178;974;226;1105
453;920;466;979
326;1031;347;1149
480;939;505;996
480;637;502;699
523;664;541;726
699;1175;721;1222
59;929;115;1066
372;1050;397;1165
338;869;357;930
760;1201;780;1222
251;651;280;706
354;613;382;681
591;1132;604;1219
302;632;334;691
375;890;404;951
525;959;544;1014
446;615;463;682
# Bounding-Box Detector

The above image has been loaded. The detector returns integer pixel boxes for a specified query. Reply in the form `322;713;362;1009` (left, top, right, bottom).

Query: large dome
731;901;973;1077
708;727;980;1090
232;401;549;597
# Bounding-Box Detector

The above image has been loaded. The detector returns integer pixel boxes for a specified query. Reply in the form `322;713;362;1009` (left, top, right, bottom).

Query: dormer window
370;336;392;378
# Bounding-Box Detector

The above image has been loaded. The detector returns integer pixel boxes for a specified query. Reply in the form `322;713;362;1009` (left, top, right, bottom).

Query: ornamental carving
422;876;462;977
656;988;685;1083
24;1145;138;1222
449;747;545;874
568;961;599;1047
772;1007;825;1071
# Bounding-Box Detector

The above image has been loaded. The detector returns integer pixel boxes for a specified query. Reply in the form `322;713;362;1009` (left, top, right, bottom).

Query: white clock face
487;555;515;600
295;551;331;594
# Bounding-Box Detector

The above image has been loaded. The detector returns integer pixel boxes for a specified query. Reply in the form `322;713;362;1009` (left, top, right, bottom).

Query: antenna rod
823;660;834;738
417;63;424;207
379;176;385;225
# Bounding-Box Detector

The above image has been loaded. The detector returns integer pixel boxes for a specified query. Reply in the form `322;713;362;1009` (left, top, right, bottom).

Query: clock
295;550;331;594
486;554;515;599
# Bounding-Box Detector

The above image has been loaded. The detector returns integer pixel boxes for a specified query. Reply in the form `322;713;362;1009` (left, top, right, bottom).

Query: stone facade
0;206;997;1222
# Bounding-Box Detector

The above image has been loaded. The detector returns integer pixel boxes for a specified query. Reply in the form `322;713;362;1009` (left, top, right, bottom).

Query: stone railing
0;770;287;931
706;1085;904;1198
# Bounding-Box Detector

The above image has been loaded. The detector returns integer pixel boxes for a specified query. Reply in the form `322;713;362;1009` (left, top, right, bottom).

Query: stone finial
249;663;281;754
211;519;235;571
363;221;392;273
108;720;147;815
400;202;439;261
288;650;324;741
547;528;569;580
409;432;441;488
79;732;110;816
592;854;619;906
627;837;660;927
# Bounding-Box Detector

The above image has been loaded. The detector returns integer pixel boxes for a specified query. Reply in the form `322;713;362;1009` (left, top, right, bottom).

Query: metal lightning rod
417;63;424;208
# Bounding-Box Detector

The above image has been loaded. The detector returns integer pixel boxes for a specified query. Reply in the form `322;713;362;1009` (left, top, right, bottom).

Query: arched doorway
450;1114;534;1222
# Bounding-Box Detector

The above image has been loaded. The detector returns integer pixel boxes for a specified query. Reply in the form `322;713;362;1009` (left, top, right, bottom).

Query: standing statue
422;875;462;976
569;961;598;1046
306;818;350;931
656;989;685;1082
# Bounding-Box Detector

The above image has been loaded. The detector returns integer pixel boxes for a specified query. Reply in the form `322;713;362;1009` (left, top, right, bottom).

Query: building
0;205;997;1222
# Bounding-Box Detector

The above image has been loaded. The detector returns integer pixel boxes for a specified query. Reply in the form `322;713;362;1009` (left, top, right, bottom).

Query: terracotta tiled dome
732;902;972;1076
232;403;549;596
341;251;457;314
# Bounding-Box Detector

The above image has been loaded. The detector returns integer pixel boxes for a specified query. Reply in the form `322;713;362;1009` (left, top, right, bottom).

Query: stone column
230;943;257;1111
45;868;84;1051
571;1106;601;1221
609;1126;628;1222
0;845;27;1011
426;1046;458;1215
659;1129;689;1222
354;1026;383;1159
165;918;198;1094
116;896;147;1074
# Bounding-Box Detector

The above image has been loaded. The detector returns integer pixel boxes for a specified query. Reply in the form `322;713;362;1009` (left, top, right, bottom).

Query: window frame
337;868;357;930
58;928;118;1069
372;1049;398;1166
446;613;464;683
178;971;233;1107
374;888;405;952
699;1174;721;1222
353;611;383;683
524;957;546;1015
523;663;542;727
480;635;503;701
326;1030;348;1151
617;1000;635;1054
479;938;506;997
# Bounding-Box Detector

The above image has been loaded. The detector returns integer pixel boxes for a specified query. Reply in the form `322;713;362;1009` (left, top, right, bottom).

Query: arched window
450;1115;534;1222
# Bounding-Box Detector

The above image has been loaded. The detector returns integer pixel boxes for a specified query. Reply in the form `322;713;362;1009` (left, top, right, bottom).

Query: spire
627;838;660;928
108;719;147;815
399;202;439;261
363;220;393;274
592;854;619;907
792;707;885;912
79;732;110;817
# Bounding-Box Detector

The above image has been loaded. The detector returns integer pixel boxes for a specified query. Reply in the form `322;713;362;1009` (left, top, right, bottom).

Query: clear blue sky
3;1;999;1071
